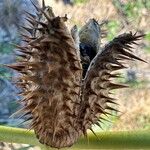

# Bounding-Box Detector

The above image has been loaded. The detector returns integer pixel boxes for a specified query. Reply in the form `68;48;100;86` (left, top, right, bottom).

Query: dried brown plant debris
7;0;146;148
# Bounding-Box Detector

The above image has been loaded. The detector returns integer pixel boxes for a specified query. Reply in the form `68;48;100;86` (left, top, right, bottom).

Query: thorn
106;106;119;112
70;99;80;105
39;8;51;21
111;65;127;71
109;83;128;89
62;14;68;22
89;90;98;96
100;94;115;101
95;103;105;113
135;34;145;40
20;71;28;75
133;31;138;36
34;20;47;28
110;59;124;67
117;54;132;60
20;116;33;125
24;10;36;19
74;83;81;88
70;90;79;96
66;112;77;118
52;128;56;142
30;44;41;49
22;38;30;43
12;44;27;50
66;120;74;128
70;56;80;62
16;83;26;88
110;73;122;78
9;108;24;118
121;50;146;63
20;33;35;40
131;41;139;45
99;117;111;123
99;19;108;26
82;128;88;139
21;26;33;35
25;18;37;26
29;120;39;129
19;111;31;119
101;72;121;79
21;34;32;43
42;0;46;9
30;0;40;11
106;99;118;105
89;128;100;140
34;27;44;32
63;104;72;112
17;49;33;55
26;14;37;22
5;64;25;72
87;117;95;124
104;111;113;116
28;36;43;45
95;122;103;129
17;53;28;59
71;66;82;71
119;43;133;51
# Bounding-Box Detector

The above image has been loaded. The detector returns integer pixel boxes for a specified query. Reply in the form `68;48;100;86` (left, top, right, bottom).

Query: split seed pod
8;0;146;148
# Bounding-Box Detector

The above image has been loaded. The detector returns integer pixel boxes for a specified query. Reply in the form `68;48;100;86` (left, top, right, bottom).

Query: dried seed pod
9;1;82;148
79;32;146;134
8;0;146;148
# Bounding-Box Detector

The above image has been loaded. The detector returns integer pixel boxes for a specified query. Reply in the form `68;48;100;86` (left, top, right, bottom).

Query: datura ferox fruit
7;0;146;148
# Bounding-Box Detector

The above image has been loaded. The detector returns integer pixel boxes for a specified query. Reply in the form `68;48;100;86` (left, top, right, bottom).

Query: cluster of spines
79;32;146;135
6;0;146;148
8;1;83;148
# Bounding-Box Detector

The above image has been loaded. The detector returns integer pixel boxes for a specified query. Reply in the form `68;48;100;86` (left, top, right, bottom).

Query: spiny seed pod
7;0;146;148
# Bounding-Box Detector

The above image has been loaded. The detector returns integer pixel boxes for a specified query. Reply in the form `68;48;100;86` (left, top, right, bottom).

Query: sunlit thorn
42;0;46;9
30;0;40;11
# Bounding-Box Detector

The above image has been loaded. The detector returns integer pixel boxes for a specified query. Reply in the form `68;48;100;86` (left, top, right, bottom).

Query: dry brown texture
9;4;83;148
45;0;150;132
78;33;146;135
7;1;148;148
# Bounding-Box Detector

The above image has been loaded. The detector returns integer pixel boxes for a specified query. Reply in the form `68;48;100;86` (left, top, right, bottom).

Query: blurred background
0;0;149;149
